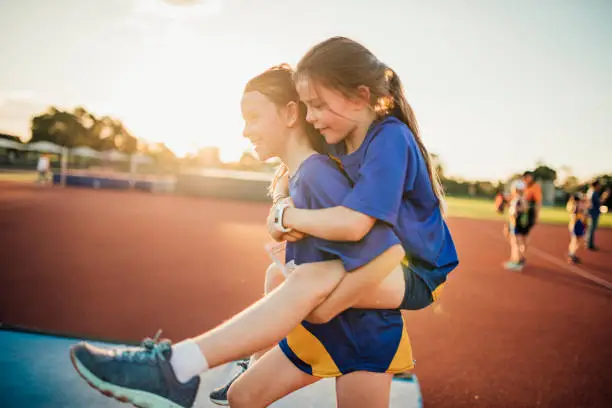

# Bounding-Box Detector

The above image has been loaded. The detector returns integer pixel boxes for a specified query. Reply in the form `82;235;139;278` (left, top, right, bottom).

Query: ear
283;101;300;127
353;85;372;109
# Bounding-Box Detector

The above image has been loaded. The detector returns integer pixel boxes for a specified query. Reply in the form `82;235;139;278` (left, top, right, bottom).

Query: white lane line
479;226;612;291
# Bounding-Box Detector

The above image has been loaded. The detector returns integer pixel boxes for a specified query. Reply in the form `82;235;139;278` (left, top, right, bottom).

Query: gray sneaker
70;331;200;408
504;260;524;271
209;359;250;406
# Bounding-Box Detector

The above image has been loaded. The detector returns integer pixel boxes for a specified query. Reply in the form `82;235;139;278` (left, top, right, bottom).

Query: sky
0;0;610;181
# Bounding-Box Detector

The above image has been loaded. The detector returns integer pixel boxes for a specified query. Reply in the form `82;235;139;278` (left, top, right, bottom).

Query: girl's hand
268;198;300;241
267;213;285;241
283;230;306;242
268;229;306;243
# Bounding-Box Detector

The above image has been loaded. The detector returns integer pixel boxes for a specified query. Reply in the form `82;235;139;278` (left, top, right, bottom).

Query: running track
1;182;611;408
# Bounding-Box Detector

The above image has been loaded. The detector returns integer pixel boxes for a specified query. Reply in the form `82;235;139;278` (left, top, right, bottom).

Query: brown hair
244;64;324;200
295;37;445;213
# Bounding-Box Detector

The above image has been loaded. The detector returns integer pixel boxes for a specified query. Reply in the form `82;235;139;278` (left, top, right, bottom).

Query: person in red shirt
520;171;542;265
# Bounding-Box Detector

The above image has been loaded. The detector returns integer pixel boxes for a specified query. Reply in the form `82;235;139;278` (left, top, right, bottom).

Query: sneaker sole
209;396;230;406
70;349;186;408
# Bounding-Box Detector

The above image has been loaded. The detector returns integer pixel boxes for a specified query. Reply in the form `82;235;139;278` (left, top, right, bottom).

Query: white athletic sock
170;339;209;384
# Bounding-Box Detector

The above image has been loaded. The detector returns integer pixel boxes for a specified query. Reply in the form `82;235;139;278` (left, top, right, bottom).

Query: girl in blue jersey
225;37;459;390
223;37;460;398
504;181;529;271
227;65;414;407
269;36;459;312
566;193;588;264
70;37;457;408
70;64;414;408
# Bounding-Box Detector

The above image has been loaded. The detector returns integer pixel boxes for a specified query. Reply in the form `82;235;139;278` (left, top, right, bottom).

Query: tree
31;107;84;148
532;164;557;182
108;119;138;155
561;176;580;192
30;106;139;154
145;143;176;164
476;180;496;196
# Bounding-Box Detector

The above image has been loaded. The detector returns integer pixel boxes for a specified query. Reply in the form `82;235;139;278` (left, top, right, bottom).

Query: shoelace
119;329;171;363
225;359;249;382
236;359;249;371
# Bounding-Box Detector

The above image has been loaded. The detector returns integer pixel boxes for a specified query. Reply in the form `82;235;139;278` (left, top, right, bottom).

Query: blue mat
0;330;422;407
51;173;165;192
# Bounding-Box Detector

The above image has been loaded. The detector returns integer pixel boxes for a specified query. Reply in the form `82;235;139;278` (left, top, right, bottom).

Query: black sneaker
209;359;250;406
70;331;200;408
393;371;415;381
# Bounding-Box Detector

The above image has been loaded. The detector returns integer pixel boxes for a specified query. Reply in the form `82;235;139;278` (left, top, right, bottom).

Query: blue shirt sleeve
300;156;401;272
341;122;418;227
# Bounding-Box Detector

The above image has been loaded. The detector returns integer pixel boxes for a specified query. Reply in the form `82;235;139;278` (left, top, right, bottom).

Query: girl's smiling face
295;77;364;146
241;91;288;161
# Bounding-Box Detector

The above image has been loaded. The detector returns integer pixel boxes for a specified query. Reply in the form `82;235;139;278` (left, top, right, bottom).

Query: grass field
0;171;38;182
446;196;611;227
1;170;609;228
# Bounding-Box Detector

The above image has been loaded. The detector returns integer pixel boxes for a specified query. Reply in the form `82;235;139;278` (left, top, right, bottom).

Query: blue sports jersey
285;154;401;272
588;189;602;217
279;154;413;377
327;116;459;291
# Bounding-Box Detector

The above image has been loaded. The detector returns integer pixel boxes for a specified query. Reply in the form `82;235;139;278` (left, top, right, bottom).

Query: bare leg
264;263;286;295
569;235;580;257
516;236;525;261
510;235;520;262
576;237;583;255
522;235;530;260
352;265;404;309
194;245;405;368
335;371;393;408
194;260;345;368
250;263;287;365
227;346;319;408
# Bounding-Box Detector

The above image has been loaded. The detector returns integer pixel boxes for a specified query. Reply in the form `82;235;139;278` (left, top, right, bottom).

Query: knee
227;381;261;408
287;263;339;303
264;263;285;294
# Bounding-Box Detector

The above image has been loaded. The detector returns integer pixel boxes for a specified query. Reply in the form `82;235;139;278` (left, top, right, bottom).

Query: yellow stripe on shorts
432;282;445;302
286;324;341;377
386;321;415;373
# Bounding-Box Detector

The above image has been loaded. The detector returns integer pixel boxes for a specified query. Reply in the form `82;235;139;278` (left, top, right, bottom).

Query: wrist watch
273;200;292;233
272;194;289;206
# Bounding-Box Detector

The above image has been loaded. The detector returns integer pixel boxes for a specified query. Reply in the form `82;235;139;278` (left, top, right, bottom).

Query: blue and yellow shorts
400;257;447;310
571;219;586;237
279;309;413;378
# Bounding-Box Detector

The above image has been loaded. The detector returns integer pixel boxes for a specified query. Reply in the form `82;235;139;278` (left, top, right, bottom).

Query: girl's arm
268;172;307;243
268;172;291;242
283;124;415;241
269;172;375;242
283;206;375;242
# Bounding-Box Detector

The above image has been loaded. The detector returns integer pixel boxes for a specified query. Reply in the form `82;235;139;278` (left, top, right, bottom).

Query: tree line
30;106;138;154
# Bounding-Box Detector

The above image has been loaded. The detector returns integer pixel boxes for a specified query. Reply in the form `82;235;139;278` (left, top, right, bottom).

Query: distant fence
175;169;273;202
